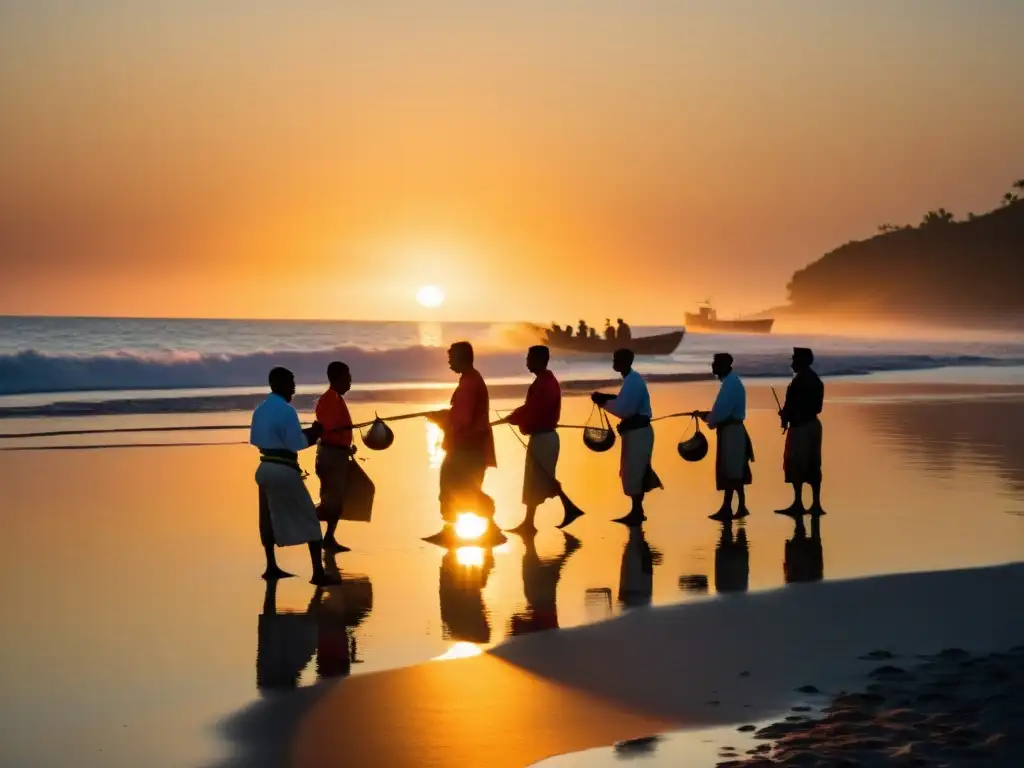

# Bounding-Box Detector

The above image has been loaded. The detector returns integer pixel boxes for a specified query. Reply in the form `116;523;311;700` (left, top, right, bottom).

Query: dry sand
288;563;1024;768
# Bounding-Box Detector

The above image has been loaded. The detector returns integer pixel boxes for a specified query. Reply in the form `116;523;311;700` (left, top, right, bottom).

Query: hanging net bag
677;414;709;462
361;415;395;451
583;404;616;453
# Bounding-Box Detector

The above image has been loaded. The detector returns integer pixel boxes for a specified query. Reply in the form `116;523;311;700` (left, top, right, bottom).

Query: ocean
1;315;1023;418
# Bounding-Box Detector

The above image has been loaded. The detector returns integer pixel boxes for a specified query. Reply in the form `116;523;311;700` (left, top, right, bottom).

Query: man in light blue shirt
592;348;662;526
250;366;338;585
700;353;753;521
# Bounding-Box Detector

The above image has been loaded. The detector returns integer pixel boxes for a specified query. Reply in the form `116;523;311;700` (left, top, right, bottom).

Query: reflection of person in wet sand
777;347;826;517
784;515;824;584
510;532;582;635
256;556;374;691
714;519;750;594
618;526;655;608
256;579;318;691
439;546;495;644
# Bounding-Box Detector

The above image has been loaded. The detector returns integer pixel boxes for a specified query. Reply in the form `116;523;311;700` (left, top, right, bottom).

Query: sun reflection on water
433;641;483;661
454;545;486;567
425;420;445;468
454;512;488;541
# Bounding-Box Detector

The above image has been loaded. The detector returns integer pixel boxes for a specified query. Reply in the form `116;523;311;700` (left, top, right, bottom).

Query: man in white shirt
699;353;754;521
250;366;338;585
592;348;662;526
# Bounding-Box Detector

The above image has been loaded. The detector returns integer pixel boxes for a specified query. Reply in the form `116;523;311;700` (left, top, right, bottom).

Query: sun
416;285;445;308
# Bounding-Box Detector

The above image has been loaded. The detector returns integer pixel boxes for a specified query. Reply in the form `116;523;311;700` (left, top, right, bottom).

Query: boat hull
683;315;774;334
528;327;685;355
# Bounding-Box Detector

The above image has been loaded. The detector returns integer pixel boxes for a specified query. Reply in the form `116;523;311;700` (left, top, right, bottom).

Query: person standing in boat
314;361;355;553
427;342;500;537
499;345;581;534
776;347;825;516
592;348;662;526
616;318;631;342
699;353;754;521
250;366;338;585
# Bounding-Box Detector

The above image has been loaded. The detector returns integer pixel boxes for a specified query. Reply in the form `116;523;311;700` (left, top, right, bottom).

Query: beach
1;374;1023;766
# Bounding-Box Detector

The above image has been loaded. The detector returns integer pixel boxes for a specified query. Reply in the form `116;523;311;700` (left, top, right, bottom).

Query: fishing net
583;405;616;452
361;415;395;451
677;415;709;462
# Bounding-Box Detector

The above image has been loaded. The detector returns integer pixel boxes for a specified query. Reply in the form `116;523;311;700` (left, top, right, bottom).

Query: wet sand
0;377;1022;766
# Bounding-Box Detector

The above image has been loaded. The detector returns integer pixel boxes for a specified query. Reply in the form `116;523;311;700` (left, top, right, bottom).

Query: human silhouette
439;545;496;644
311;552;374;679
713;519;750;594
783;515;824;584
776;347;826;517
509;532;582;635
604;319;616;341
255;579;318;691
616;318;631;343
618;526;655;608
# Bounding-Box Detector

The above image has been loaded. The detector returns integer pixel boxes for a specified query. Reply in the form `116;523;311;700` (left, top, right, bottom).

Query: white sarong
619;425;656;496
255;461;322;547
523;431;560;507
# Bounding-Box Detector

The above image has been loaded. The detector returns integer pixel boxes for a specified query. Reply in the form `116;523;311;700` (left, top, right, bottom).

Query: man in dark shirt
776;347;825;516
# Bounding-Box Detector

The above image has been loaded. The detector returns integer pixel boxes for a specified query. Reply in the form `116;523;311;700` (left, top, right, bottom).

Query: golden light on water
454;545;486;567
454;513;488;541
433;641;483;661
425;420;446;469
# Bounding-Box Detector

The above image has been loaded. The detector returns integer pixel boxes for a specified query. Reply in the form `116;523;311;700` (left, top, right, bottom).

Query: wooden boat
528;325;684;355
684;304;774;334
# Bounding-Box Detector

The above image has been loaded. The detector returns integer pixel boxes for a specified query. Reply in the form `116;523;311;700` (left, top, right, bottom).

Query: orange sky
1;1;1022;322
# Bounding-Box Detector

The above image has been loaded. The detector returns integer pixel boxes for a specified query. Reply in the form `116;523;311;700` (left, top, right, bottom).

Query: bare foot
505;520;538;536
262;567;295;581
734;506;751;519
774;503;805;517
708;508;732;522
612;511;646;526
323;538;351;553
556;505;585;530
808;504;827;517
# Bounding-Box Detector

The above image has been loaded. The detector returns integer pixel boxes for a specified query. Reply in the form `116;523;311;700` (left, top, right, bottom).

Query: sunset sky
2;1;1022;322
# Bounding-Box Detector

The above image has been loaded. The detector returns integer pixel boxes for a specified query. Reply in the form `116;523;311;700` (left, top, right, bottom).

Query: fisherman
604;319;616;341
499;345;580;534
776;347;825;516
577;319;589;338
592;348;662;526
699;353;753;521
616;318;631;342
250;366;338;585
314;361;355;553
427;341;500;536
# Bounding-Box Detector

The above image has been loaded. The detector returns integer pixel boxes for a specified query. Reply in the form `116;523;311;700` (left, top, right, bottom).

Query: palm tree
1003;192;1019;207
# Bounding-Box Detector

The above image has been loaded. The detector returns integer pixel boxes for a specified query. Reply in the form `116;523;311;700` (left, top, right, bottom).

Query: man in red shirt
428;342;498;532
500;345;580;534
315;361;355;552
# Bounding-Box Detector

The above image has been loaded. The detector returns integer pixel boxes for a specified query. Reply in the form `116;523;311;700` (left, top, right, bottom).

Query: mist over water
0;317;1022;416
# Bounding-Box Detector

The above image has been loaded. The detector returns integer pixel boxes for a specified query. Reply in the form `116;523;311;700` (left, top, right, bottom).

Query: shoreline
276;562;1024;768
2;363;1023;421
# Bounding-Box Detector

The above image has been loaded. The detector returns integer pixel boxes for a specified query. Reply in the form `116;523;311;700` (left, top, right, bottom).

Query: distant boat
528;325;685;355
684;303;774;334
